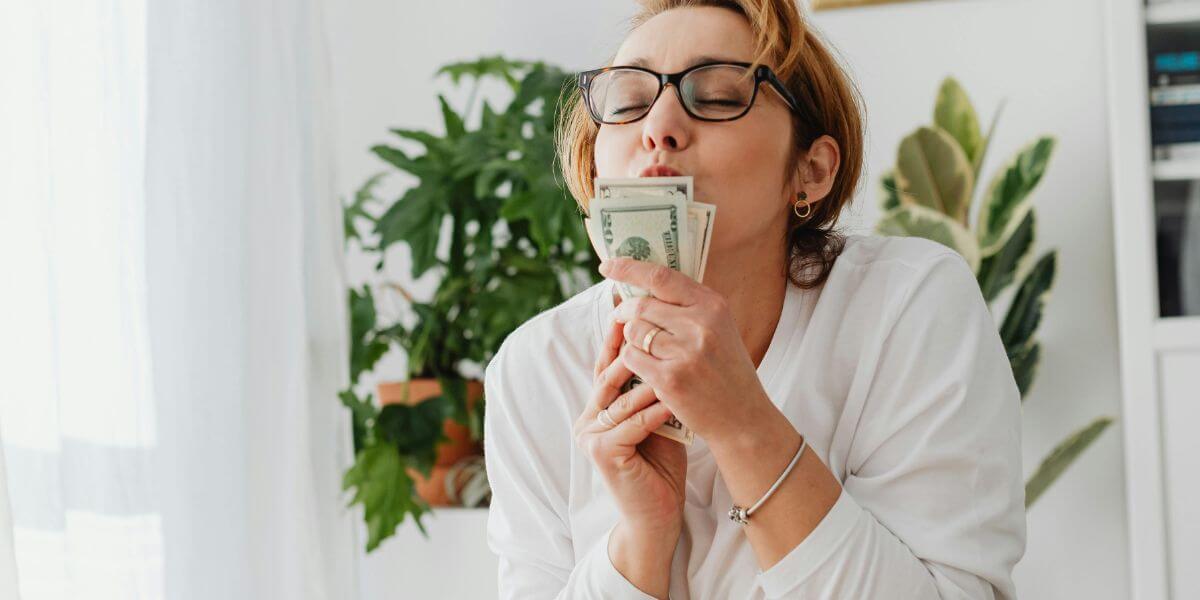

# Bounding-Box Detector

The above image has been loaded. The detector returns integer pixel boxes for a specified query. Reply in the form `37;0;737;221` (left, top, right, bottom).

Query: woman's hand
573;314;688;534
600;257;776;445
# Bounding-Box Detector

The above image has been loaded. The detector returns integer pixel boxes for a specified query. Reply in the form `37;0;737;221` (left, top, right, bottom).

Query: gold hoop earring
793;192;811;219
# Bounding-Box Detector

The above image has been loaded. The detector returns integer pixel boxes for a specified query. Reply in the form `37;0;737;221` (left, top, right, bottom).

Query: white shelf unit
1152;315;1200;348
1153;157;1200;179
1105;2;1200;600
1146;1;1200;25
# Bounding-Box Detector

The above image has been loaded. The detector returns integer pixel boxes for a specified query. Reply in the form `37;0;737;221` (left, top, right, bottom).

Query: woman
483;1;1026;599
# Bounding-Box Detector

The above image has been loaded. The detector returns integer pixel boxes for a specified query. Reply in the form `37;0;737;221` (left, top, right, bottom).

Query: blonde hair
554;0;865;289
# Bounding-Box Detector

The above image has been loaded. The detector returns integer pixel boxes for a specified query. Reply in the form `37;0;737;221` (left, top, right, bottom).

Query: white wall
327;1;1131;598
809;2;1131;599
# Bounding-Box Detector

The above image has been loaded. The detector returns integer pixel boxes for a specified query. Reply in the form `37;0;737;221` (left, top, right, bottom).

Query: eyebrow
623;55;744;69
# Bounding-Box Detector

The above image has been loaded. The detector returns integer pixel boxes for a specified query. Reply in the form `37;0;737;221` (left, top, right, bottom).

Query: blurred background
1;0;1196;599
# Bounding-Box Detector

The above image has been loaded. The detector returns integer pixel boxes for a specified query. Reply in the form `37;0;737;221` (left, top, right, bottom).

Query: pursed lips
638;164;684;177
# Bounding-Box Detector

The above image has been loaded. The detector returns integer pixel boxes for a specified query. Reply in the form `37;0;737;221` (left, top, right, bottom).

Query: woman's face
593;6;801;261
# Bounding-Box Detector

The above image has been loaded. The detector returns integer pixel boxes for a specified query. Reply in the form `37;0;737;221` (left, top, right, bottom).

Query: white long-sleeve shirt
483;234;1026;599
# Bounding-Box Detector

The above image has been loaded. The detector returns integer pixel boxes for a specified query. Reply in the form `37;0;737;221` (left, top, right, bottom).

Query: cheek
700;128;789;230
593;127;629;178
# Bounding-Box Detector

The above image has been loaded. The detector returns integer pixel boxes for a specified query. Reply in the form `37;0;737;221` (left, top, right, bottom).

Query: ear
789;134;841;205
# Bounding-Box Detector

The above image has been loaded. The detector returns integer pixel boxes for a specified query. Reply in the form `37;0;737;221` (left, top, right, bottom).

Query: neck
699;235;789;369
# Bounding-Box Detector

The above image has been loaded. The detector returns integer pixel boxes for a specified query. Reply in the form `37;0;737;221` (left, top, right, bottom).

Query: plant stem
385;281;415;303
463;78;482;126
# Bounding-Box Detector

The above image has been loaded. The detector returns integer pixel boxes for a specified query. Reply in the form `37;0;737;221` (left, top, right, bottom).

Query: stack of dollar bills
583;176;716;445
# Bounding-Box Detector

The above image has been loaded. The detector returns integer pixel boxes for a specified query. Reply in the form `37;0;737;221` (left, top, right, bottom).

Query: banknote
584;204;694;443
586;194;688;300
595;176;691;205
584;176;715;445
688;202;716;283
592;177;715;282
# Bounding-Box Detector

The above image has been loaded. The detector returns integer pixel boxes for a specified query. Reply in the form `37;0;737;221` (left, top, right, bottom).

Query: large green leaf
386;128;442;153
348;286;391;382
972;100;1005;190
375;397;448;475
500;62;570;125
373;184;446;278
339;388;378;453
438;94;466;140
895;126;975;225
448;132;498;182
977;210;1036;303
501;185;573;254
1009;340;1040;399
439;376;470;429
1000;250;1056;355
436;55;530;91
507;64;552;117
474;158;518;200
933;77;983;167
1025;416;1113;508
343;442;429;550
879;169;901;212
478;99;502;134
977;136;1055;255
344;171;387;247
471;259;563;354
876;204;981;272
371;145;419;176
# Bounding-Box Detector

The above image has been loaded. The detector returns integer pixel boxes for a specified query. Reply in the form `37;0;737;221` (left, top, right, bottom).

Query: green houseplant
339;56;603;551
875;76;1114;508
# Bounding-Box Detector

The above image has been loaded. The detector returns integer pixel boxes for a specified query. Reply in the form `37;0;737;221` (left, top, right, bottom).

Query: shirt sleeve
483;339;661;600
754;250;1027;600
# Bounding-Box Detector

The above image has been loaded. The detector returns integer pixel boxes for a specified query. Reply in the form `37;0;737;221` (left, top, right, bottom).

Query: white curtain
0;0;357;598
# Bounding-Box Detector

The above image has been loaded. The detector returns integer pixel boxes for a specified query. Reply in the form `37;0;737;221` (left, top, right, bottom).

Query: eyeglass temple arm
759;67;802;113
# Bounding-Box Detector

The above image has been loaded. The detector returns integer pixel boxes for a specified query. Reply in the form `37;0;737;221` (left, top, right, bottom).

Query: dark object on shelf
1153;179;1200;317
1153;50;1200;74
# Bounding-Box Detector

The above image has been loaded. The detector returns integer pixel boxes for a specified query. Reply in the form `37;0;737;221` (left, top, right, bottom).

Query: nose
640;84;690;152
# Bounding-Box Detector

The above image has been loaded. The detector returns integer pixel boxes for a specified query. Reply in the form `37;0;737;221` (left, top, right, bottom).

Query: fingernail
599;260;611;275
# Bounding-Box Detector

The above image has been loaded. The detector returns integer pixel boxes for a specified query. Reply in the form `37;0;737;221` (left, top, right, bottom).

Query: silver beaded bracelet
728;436;807;525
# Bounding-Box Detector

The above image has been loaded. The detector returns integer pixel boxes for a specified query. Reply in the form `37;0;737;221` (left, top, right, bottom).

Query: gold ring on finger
642;327;663;356
597;408;617;428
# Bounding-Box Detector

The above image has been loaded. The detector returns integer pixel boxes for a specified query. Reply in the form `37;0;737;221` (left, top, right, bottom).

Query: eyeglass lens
587;65;758;123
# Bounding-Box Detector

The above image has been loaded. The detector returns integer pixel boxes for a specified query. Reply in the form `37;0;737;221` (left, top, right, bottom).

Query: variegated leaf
876;204;981;272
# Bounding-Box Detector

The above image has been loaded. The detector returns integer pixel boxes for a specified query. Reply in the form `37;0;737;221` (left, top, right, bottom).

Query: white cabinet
1105;2;1200;599
1159;351;1200;600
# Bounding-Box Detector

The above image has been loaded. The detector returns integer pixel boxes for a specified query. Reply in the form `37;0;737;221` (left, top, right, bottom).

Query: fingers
600;378;659;424
601;258;699;307
611;295;688;332
622;318;676;360
585;350;634;416
594;316;625;380
618;337;666;388
605;401;674;447
578;399;674;459
577;319;636;441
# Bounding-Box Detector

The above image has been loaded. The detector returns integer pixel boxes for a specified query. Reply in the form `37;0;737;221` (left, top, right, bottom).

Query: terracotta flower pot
376;378;484;506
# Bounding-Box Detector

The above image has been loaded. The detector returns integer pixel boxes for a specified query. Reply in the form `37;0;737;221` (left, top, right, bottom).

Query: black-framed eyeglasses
577;61;802;125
